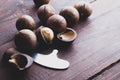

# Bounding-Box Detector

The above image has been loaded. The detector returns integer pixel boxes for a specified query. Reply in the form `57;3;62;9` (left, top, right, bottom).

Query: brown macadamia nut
16;15;36;31
74;1;92;19
37;4;55;25
59;6;79;27
47;14;67;34
33;0;50;7
15;29;37;52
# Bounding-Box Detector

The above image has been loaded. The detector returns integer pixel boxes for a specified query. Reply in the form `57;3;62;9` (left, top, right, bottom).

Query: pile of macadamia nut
2;0;92;70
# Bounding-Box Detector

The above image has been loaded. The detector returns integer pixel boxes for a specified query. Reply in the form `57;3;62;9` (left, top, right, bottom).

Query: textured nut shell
47;15;67;33
41;27;54;44
33;0;50;7
60;6;79;27
37;4;55;25
35;26;54;44
74;1;92;19
15;29;37;52
16;15;36;31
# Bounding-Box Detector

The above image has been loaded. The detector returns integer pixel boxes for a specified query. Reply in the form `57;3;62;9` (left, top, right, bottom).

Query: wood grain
0;0;120;80
93;60;120;80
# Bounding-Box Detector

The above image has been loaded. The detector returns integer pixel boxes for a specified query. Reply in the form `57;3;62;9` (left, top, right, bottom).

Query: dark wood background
0;0;120;80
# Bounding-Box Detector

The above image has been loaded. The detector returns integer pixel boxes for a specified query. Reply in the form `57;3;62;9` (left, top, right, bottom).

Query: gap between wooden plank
87;59;120;80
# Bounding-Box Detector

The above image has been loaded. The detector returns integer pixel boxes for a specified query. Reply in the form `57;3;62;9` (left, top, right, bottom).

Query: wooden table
0;0;120;80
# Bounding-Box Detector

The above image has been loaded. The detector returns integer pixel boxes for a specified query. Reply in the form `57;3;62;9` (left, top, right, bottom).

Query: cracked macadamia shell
37;4;55;25
9;53;33;70
59;6;79;27
57;28;77;43
47;15;67;34
2;48;18;63
74;1;92;19
16;15;36;31
35;26;54;45
15;29;37;52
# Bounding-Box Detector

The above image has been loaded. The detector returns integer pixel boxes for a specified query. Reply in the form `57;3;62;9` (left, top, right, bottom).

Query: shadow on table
0;60;28;80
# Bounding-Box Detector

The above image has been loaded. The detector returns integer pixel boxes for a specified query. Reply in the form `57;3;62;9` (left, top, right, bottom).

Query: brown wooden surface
93;60;120;80
0;0;120;80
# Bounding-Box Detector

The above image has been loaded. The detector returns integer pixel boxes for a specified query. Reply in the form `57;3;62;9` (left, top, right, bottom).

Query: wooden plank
0;0;120;80
92;60;120;80
0;20;17;46
0;0;39;46
0;41;16;80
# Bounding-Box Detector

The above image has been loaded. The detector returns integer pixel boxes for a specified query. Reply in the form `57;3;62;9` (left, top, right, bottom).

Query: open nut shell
9;53;33;70
57;28;77;45
2;48;19;64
